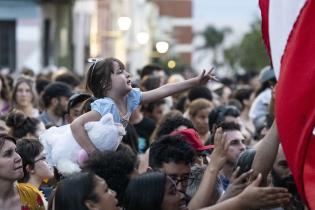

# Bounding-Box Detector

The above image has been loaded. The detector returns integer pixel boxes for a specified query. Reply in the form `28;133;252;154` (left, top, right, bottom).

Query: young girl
70;57;216;155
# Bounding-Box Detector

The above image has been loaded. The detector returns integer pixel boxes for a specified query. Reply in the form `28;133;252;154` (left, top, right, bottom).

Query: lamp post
156;41;169;54
136;32;150;45
117;16;132;31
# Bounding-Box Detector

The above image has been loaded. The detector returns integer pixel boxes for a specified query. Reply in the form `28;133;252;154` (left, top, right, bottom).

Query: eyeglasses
167;175;192;204
168;174;195;188
34;156;46;164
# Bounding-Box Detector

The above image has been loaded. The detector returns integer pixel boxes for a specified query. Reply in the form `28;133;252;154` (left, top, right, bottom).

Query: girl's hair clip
87;58;102;63
87;58;103;74
87;58;103;84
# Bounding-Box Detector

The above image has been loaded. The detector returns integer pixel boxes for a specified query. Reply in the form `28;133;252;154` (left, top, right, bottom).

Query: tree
224;19;269;73
197;25;232;66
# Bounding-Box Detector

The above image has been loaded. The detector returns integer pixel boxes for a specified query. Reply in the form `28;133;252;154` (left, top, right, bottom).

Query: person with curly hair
6;111;45;139
84;144;138;207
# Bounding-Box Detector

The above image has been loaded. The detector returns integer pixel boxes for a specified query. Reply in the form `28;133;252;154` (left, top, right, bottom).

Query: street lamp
117;16;132;31
168;60;176;69
156;41;169;54
136;32;149;45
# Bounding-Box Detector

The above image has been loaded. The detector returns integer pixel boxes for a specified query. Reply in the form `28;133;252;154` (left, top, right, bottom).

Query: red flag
259;0;315;209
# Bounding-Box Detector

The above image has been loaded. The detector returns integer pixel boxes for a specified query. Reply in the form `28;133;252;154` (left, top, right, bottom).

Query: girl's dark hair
16;139;44;182
51;171;99;210
11;76;37;108
86;57;125;98
124;172;167;210
0;74;11;101
5;111;40;138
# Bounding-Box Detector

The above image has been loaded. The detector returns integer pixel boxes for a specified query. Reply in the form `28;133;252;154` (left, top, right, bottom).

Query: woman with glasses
16;138;54;207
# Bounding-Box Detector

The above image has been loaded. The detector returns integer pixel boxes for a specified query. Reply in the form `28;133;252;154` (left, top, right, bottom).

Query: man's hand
209;127;229;171
219;168;253;202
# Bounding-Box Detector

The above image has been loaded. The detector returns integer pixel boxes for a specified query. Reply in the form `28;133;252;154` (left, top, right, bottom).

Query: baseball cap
171;128;214;152
259;66;275;84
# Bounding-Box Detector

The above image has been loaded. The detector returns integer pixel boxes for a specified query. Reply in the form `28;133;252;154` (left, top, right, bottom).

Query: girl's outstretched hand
196;68;218;85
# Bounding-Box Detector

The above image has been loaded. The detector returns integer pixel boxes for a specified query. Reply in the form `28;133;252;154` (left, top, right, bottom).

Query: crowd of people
0;58;306;210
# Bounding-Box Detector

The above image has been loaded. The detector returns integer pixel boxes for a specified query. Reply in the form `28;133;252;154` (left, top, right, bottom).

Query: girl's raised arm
70;110;102;154
141;69;216;104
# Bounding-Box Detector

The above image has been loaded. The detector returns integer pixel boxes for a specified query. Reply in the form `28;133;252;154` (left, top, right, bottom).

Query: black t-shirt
133;116;156;152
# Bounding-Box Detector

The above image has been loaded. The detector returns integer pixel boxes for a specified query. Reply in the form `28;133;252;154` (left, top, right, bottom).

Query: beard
272;171;297;195
271;171;305;210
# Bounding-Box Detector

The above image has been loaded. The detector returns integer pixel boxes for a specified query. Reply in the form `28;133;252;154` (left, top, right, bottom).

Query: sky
192;0;261;71
193;0;261;40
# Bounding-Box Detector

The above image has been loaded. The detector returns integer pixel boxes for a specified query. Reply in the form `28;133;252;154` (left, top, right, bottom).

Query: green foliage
200;25;230;49
198;25;232;65
202;26;224;49
224;19;270;73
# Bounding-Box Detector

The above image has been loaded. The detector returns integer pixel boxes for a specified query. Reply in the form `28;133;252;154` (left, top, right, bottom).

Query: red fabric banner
259;0;315;209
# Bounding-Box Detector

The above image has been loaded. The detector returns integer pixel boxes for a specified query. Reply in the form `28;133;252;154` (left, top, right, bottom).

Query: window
0;21;15;71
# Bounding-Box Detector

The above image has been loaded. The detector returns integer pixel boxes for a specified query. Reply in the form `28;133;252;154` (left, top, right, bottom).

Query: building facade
0;0;73;74
154;0;193;65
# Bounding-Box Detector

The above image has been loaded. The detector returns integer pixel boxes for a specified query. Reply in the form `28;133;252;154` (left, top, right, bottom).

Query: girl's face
109;61;132;94
0;140;23;181
15;82;33;107
161;177;182;210
31;151;54;180
89;175;119;210
191;108;211;135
